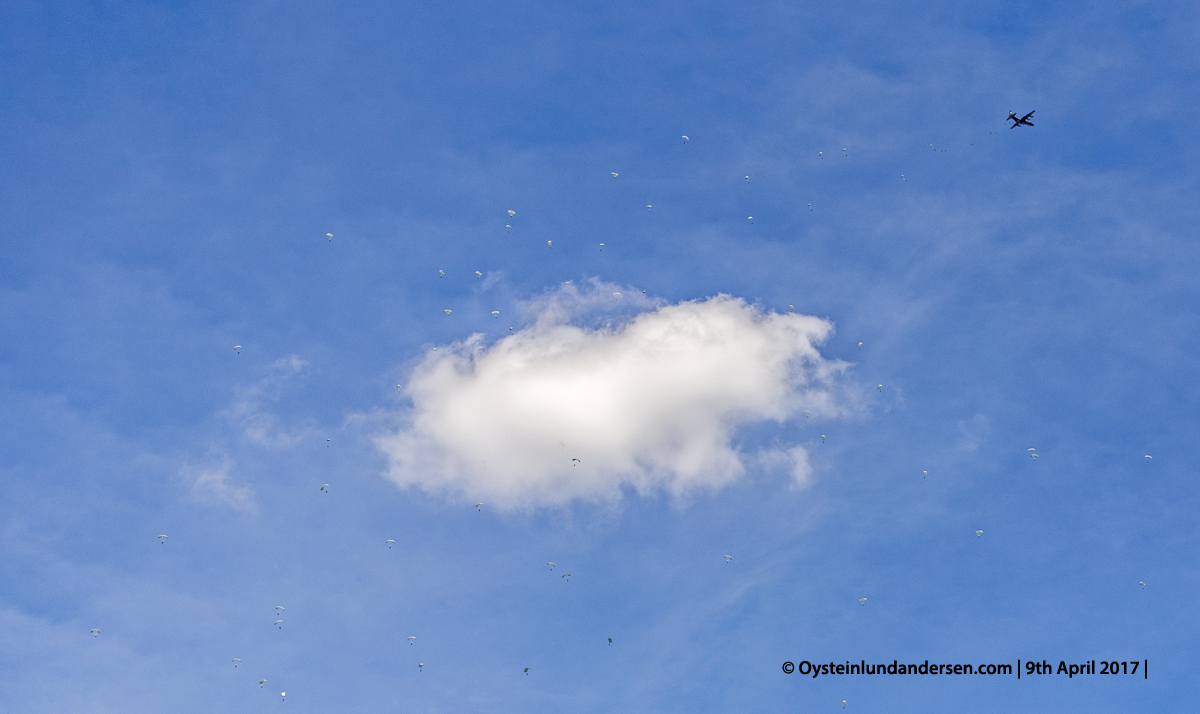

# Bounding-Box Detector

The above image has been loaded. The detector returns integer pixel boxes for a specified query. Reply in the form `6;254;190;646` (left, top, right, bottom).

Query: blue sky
2;0;1198;711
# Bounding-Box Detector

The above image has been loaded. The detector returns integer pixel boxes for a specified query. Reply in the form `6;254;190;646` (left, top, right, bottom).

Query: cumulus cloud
184;458;256;513
377;282;849;508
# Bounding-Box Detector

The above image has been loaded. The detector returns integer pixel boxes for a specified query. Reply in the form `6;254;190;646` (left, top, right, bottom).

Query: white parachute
858;598;867;605
975;530;983;537
407;636;416;643
610;172;619;178
90;629;101;636
475;271;483;278
157;535;168;542
444;309;452;315
724;555;733;562
491;311;499;318
232;658;241;666
386;539;395;547
507;210;516;216
260;679;267;687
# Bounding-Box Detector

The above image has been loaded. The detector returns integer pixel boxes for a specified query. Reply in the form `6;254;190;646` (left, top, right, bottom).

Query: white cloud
184;458;256;513
219;356;308;447
377;282;849;508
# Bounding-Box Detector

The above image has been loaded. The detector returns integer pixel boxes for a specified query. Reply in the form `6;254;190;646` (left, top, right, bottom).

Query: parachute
821;435;826;441
438;270;444;276
232;658;240;666
275;620;283;628
507;210;516;216
877;384;882;391
492;311;499;317
562;573;571;580
1145;455;1153;461
320;484;328;491
326;233;333;240
646;205;652;211
857;342;862;348
444;309;452;314
724;555;733;562
975;530;983;537
1140;582;1146;588
858;598;867;605
547;562;555;568
611;172;619;178
922;471;928;477
475;271;483;278
608;638;613;644
789;305;794;311
90;629;100;636
547;240;552;248
260;680;267;687
524;667;530;674
747;216;753;222
234;345;241;351
682;135;689;141
418;663;424;671
612;292;621;298
475;502;483;510
407;636;416;643
386;539;395;547
505;224;511;230
275;606;285;612
158;535;168;542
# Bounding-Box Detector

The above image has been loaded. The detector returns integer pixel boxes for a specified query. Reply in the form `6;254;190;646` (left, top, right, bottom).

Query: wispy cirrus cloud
183;458;256;513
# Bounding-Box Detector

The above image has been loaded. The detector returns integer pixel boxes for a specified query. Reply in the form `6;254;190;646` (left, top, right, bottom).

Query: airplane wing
1021;111;1035;121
